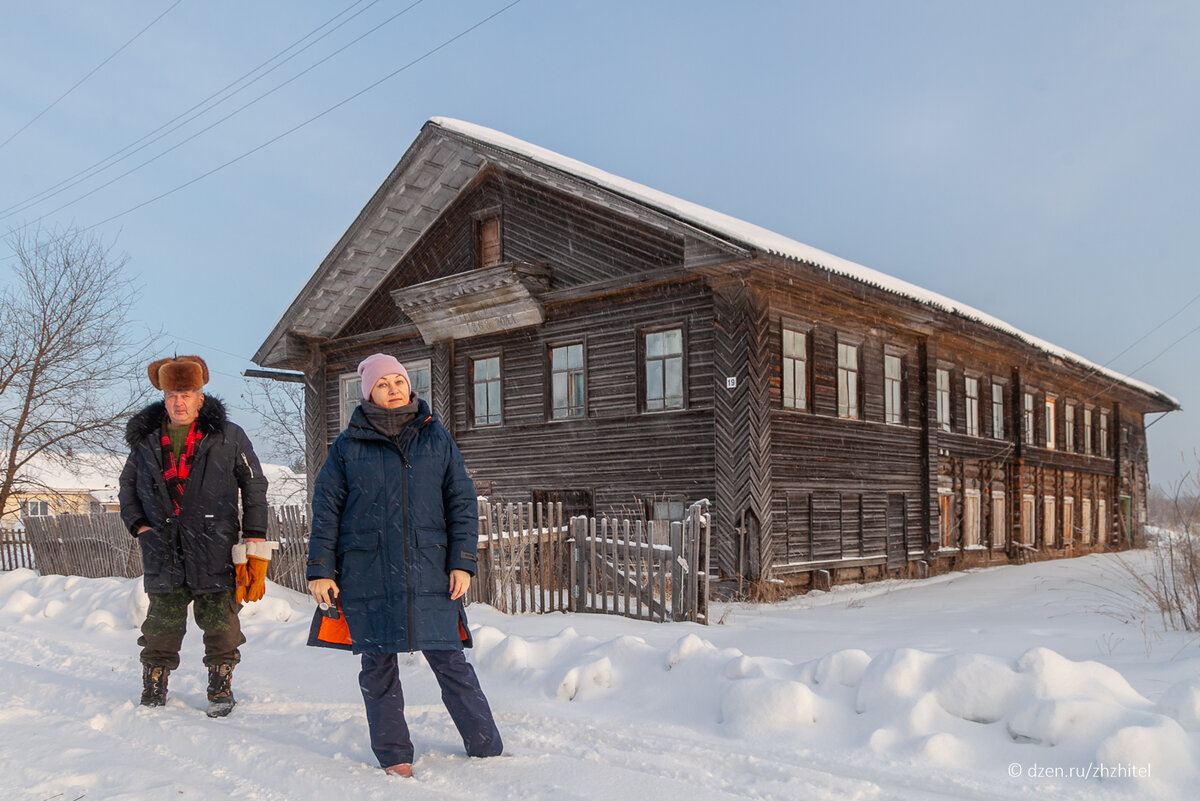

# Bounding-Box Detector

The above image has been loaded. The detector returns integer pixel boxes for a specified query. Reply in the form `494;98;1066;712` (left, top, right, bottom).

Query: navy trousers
359;650;503;767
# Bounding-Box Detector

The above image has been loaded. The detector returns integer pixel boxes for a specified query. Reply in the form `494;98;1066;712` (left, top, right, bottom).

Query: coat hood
125;394;229;449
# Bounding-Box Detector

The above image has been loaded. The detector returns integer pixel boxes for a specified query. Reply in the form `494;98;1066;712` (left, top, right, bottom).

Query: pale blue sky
2;1;1197;486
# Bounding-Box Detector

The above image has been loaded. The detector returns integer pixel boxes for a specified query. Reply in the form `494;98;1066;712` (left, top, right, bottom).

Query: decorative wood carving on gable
390;261;551;345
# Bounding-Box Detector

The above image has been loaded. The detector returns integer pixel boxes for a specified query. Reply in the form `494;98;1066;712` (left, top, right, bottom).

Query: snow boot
206;663;236;718
140;665;170;707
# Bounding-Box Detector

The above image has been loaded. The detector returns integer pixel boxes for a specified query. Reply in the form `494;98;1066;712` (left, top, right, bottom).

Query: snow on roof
431;118;1178;408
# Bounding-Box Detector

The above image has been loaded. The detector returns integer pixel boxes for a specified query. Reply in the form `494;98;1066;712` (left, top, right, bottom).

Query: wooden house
252;118;1179;590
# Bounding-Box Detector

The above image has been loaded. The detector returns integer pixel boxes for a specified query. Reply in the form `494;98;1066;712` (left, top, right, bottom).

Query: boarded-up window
1097;498;1107;542
782;329;808;410
991;491;1006;547
963;490;981;547
1081;498;1093;543
1062;497;1075;544
884;354;903;425
550;343;585;419
939;492;956;548
786;492;812;563
837;343;859;419
472;356;502;426
477;216;501;267
1043;496;1056;547
1021;495;1036;546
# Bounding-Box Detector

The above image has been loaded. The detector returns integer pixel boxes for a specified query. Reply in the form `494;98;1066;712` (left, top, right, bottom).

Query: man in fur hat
119;355;273;717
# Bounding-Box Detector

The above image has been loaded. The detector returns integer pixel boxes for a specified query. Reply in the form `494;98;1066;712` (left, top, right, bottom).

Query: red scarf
161;422;203;515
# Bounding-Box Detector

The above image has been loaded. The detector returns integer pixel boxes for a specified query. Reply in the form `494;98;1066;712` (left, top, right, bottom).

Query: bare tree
0;226;154;527
240;376;307;504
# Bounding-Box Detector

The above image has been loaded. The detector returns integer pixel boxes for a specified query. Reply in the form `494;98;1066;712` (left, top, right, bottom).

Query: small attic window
476;214;501;267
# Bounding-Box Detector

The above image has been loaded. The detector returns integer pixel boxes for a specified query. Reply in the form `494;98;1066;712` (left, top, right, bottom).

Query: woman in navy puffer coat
307;353;502;777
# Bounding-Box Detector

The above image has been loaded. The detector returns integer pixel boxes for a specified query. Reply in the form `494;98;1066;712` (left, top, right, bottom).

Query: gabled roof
254;118;1178;410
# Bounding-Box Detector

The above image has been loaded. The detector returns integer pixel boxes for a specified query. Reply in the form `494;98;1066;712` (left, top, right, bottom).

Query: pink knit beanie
357;353;410;399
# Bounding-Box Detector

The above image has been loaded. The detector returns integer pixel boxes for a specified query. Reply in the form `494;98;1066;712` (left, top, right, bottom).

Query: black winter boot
206;663;236;718
140;665;170;707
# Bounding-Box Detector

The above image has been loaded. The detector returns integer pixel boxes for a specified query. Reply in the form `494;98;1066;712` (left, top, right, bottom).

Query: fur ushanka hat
147;355;209;391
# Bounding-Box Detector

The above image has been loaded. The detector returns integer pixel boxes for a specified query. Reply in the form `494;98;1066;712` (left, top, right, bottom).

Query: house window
1023;392;1035;445
472;355;502;426
991;382;1005;439
884;353;903;425
649;498;686;522
782;328;808;410
837;342;859;419
963;489;981;547
644;328;684;411
1099;412;1109;457
408;359;432;404
1084;408;1093;454
965;377;980;437
1045;396;1057;450
20;500;51;517
339;373;362;429
1081;498;1093;543
476;215;501;267
1097;498;1108;542
550;343;585;419
991;491;1006;547
1064;403;1075;452
936;369;951;432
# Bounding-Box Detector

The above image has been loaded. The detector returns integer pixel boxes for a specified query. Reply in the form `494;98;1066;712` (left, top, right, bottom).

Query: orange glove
232;543;250;604
244;541;279;603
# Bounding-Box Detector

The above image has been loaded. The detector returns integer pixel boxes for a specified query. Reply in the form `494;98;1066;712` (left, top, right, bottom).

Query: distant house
252;118;1179;590
1;453;304;533
1;453;124;533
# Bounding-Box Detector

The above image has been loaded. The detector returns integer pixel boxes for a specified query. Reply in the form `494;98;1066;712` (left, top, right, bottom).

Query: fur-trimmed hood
124;395;229;449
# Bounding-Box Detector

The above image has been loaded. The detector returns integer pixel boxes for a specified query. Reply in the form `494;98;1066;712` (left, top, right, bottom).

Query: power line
50;0;525;236
3;0;424;228
0;0;186;151
0;0;382;221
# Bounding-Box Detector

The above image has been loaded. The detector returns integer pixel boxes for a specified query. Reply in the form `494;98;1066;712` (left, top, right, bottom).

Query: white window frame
339;373;362;430
991;381;1005;439
936;368;952;432
782;328;808;411
837;341;859;420
1044;396;1057;450
1084;407;1093;455
965;376;980;437
1099;412;1109;457
884;353;903;425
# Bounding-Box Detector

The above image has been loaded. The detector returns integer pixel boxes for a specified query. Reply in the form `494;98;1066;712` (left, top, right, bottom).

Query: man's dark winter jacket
307;398;478;654
119;396;269;595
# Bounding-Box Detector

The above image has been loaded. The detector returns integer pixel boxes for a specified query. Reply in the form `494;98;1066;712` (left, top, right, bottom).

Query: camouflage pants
139;587;245;669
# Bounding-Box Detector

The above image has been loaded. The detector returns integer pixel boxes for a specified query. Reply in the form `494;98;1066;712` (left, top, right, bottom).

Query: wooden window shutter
478;216;501;267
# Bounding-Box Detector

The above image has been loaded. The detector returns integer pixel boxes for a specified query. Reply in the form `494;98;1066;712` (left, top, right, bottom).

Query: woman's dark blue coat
307;398;479;654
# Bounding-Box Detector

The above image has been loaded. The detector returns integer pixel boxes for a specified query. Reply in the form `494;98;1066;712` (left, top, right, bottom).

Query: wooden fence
1;530;37;571
13;499;712;625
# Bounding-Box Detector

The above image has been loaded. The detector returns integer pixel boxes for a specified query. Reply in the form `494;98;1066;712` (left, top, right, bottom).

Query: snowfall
2;550;1198;801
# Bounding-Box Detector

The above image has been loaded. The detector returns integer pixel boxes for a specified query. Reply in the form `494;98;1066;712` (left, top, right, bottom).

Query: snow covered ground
2;551;1198;801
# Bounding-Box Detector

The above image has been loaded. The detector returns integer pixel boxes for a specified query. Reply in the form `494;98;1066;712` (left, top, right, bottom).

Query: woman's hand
308;578;340;606
449;569;471;601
